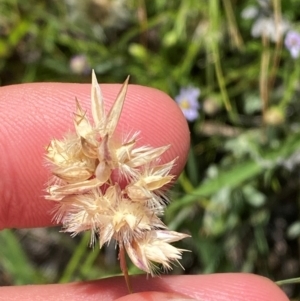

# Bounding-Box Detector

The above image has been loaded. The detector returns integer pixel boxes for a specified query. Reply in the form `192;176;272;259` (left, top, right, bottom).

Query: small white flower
241;2;290;43
251;17;289;42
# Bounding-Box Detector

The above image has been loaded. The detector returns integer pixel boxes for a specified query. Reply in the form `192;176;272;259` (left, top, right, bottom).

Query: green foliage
1;0;300;298
0;230;46;284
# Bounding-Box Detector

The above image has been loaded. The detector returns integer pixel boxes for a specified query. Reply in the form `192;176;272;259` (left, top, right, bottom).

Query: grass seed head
45;70;190;286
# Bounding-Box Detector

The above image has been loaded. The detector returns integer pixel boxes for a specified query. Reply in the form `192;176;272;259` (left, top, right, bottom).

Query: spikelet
45;70;189;293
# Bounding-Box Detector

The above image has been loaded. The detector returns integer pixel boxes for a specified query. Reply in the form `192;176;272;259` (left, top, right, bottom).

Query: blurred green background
2;0;300;299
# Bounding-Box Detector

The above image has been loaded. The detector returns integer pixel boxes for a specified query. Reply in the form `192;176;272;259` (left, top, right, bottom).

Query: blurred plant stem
59;232;91;283
268;0;283;93
208;0;237;122
280;60;300;110
260;33;270;123
222;0;244;50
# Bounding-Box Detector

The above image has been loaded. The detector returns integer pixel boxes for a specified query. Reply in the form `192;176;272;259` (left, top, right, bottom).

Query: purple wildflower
285;31;300;59
175;87;200;121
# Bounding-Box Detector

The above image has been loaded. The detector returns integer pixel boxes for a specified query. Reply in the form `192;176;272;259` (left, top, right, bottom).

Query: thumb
115;291;198;301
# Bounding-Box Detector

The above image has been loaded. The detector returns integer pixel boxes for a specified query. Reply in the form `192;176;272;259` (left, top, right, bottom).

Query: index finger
0;82;189;229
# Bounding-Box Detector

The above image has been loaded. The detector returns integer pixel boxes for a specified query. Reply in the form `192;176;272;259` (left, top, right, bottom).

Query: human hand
0;82;288;301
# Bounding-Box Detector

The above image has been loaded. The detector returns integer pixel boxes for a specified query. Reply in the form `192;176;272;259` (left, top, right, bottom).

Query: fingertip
0;274;289;301
115;291;197;301
0;82;189;229
166;274;289;301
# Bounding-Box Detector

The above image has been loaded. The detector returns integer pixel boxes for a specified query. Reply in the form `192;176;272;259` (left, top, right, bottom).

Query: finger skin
0;274;288;301
0;83;190;230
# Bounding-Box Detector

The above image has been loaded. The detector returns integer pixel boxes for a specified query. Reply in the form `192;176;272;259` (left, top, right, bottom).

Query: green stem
279;61;300;110
276;277;300;286
208;0;237;122
59;232;90;283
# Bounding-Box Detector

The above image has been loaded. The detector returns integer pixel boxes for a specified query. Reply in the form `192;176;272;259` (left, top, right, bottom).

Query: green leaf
0;230;43;284
168;133;300;216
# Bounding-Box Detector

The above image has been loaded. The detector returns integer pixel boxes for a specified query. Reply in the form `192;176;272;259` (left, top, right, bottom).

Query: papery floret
91;71;105;126
47;178;103;201
74;98;94;139
129;145;170;167
125;230;189;275
104;76;129;137
128;160;175;193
